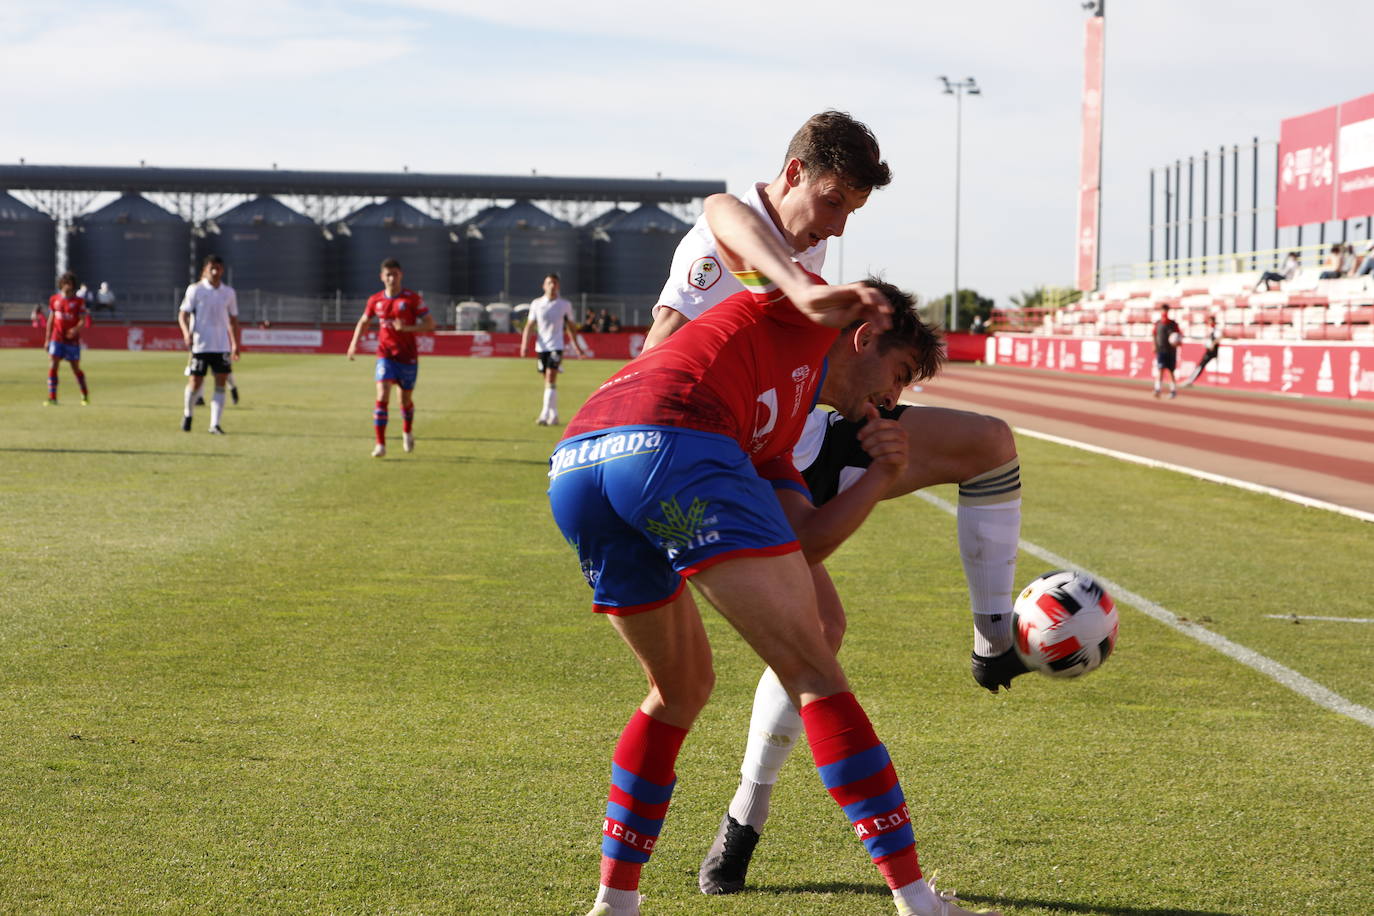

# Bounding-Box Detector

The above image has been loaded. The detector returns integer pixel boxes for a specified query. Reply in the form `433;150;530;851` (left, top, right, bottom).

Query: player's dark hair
201;254;224;271
57;271;78;289
380;258;402;271
784;111;891;191
854;277;944;383
545;272;560;282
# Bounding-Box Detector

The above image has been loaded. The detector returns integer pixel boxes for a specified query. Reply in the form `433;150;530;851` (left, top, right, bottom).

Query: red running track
904;364;1374;517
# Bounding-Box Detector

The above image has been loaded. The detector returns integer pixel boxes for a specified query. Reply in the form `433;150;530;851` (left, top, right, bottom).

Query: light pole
939;75;980;331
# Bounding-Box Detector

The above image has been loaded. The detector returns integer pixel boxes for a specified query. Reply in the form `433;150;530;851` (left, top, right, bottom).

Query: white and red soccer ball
1012;570;1119;678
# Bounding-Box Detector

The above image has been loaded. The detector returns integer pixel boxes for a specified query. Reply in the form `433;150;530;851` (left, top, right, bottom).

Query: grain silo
595;203;690;298
468;200;579;302
335;198;450;300
0;191;56;302
68;193;190;304
204;196;324;297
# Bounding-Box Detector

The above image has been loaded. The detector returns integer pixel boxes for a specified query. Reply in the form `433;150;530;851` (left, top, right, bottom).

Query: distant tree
925;288;995;331
1009;285;1082;310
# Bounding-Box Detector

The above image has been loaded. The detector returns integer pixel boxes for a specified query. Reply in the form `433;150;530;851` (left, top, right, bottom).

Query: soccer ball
1168;331;1182;346
1012;570;1119;678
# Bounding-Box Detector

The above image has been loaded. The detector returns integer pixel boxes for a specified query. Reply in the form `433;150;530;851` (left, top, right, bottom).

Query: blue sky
2;0;1371;306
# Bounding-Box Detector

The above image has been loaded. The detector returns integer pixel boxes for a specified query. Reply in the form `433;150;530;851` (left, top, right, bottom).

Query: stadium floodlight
939;75;981;331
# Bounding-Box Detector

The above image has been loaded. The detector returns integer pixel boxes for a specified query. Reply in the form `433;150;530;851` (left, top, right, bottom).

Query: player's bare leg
208;371;229;433
373;379;392;457
694;554;987;916
183;373;205;431
400;387;416;453
539;365;560;425
887;407;1024;692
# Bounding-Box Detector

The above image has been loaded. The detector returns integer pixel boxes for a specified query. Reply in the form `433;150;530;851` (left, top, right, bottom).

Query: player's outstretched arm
642;306;688;350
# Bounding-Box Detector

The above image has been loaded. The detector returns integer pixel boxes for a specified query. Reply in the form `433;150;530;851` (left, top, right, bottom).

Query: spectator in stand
1184;314;1223;387
1152;303;1182;399
1255;251;1300;291
30;305;45;328
93;281;116;313
1318;243;1345;280
1356;241;1374;278
603;310;621;333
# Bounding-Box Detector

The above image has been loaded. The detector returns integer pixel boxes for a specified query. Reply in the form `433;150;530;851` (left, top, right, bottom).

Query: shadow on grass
1;447;236;458
753;884;1241;916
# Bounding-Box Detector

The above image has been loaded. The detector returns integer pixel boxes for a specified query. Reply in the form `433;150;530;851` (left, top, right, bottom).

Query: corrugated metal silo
69;192;190;302
579;206;627;298
0;191;56;301
204;196;324;297
469;200;579;302
336;198;450;300
596;203;690;298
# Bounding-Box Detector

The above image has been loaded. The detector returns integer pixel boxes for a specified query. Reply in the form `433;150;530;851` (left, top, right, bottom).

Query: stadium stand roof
0;164;723;204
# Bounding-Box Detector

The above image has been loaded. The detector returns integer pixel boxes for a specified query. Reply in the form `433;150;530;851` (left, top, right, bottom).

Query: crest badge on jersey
688;256;721;291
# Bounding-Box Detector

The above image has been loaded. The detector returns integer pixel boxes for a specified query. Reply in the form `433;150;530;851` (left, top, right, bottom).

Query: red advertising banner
1336;91;1374;220
0;326;648;361
1074;14;1105;292
989;333;1374;401
1277;106;1338;228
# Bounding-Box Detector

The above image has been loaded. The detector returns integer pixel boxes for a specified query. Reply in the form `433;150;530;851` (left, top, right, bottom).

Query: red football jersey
565;271;835;489
48;294;88;343
366;288;428;362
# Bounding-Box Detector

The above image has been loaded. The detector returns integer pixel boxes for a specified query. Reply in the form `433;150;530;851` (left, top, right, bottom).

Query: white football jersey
654;182;827;321
179;280;238;354
528;295;573;352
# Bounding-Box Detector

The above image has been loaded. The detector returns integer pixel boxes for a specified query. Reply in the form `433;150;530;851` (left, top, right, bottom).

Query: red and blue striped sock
47;369;58;400
801;691;922;890
598;709;688;892
402;405;414;433
373;400;388;445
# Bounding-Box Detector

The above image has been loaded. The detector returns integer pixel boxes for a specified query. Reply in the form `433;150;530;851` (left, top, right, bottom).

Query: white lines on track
1012;427;1374;524
916;491;1374;730
1264;614;1374;624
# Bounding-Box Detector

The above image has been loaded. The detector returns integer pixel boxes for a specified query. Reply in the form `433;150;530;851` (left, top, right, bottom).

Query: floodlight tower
939;75;980;331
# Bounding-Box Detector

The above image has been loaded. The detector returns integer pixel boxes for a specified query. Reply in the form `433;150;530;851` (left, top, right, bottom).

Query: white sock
183;386;195;417
210;389;225;427
546;386;558;418
594;885;640;911
958;460;1021;656
893;878;941;914
729;668;802;829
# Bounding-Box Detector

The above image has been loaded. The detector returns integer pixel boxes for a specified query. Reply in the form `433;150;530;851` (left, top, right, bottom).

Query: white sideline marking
1265;614;1374;624
917;491;1374;730
1012;427;1374;525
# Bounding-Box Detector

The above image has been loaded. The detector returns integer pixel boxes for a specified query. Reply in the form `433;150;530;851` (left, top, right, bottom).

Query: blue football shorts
47;341;82;362
375;357;419;390
547;425;800;615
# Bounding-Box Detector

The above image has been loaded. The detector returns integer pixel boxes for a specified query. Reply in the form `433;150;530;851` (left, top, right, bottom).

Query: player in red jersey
347;258;435;458
549;194;995;916
44;272;91;406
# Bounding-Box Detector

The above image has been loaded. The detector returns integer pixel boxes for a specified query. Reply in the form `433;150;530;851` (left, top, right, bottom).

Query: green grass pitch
1;350;1371;915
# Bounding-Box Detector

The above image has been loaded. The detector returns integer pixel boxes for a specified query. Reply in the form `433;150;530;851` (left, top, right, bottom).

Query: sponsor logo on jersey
749;388;778;452
688;256;721;291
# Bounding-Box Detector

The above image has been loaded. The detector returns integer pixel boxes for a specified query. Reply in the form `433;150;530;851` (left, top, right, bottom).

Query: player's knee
967;414;1017;475
650;667;714;719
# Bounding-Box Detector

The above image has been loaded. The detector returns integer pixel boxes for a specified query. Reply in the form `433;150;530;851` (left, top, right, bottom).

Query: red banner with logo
1336;91;1374;220
1277;106;1338;228
989;333;1374;401
1075;14;1105;292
